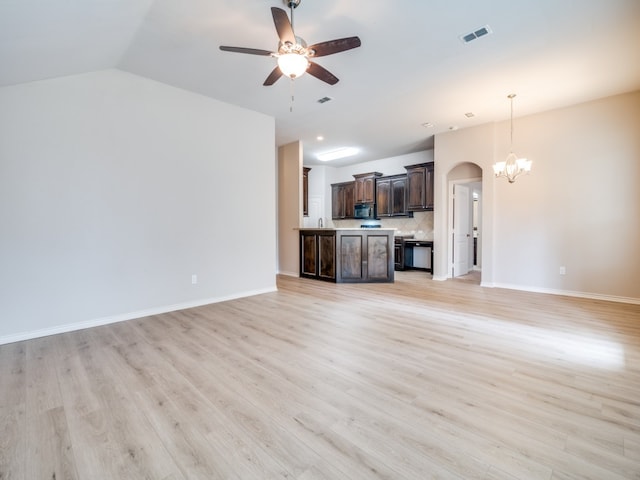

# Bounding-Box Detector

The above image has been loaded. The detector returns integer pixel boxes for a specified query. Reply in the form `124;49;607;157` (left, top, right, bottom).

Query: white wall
0;69;277;343
435;91;640;302
302;165;329;228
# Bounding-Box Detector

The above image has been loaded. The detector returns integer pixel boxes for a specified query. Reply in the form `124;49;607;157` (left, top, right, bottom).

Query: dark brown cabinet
338;232;393;282
353;172;382;204
405;162;434;211
303;167;311;217
300;229;394;283
300;230;336;281
376;174;411;217
331;181;355;219
394;238;404;271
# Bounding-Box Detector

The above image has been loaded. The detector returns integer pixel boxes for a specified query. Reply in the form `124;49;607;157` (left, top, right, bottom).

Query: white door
453;184;471;277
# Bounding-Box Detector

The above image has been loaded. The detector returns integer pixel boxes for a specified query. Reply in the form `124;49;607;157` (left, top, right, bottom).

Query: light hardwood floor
2;271;640;479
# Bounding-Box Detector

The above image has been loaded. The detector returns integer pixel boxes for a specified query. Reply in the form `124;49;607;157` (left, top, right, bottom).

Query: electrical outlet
191;274;198;284
559;266;566;275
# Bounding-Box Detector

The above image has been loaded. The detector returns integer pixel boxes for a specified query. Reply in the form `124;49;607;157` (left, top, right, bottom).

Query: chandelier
493;94;532;183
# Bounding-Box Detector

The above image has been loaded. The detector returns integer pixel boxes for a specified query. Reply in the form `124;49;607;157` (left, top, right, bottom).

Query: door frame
447;176;482;278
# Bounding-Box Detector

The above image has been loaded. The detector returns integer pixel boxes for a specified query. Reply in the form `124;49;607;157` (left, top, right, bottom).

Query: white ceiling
2;0;640;166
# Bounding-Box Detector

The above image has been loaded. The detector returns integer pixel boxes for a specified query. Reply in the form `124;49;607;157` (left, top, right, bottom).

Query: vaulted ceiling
2;0;640;166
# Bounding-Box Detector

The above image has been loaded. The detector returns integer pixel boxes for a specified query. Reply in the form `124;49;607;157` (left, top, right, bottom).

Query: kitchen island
299;228;395;283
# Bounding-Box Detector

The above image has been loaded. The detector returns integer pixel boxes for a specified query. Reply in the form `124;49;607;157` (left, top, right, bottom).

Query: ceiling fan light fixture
277;53;308;78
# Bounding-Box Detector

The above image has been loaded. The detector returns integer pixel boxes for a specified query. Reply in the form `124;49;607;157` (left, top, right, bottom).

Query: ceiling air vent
459;25;493;44
317;96;333;104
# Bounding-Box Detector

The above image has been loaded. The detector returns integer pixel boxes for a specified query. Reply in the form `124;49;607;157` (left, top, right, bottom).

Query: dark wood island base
299;228;395;283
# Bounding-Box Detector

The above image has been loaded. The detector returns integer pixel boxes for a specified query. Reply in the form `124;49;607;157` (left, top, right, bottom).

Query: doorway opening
447;163;482;284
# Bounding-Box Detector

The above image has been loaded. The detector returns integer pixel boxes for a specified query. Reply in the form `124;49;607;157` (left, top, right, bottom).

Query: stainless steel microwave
354;203;376;219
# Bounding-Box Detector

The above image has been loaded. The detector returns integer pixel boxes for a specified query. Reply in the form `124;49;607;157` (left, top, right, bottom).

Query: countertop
296;227;397;231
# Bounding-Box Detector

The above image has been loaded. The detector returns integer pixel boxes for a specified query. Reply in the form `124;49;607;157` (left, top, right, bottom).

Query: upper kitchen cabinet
303;167;311;217
376;174;411;217
405;162;434;211
353;172;382;204
331;181;355;219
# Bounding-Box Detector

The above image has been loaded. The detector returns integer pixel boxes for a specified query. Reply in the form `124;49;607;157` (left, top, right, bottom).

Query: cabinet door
362;177;376;203
394;243;402;269
376;179;391;216
366;234;391;280
354;172;381;204
391;176;407;216
331;182;355;219
331;185;343;219
406;167;426;210
300;233;317;276
318;234;336;279
354;177;366;204
303;167;310;216
424;163;434;210
343;182;355;218
406;162;434;211
339;235;363;280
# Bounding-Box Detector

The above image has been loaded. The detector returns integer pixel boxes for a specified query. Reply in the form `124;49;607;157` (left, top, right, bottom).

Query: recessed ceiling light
317;147;359;162
422;122;434;128
449;126;459;131
317;96;333;104
464;112;475;118
316;135;324;141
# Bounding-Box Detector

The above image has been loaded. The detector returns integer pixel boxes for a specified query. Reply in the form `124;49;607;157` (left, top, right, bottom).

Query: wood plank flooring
1;271;640;479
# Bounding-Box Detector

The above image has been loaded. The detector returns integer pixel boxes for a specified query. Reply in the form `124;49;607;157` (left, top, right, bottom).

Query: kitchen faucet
318;217;324;228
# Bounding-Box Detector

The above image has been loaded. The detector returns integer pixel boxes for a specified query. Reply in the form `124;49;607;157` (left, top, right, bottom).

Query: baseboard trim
489;282;640;305
277;270;299;277
0;285;278;346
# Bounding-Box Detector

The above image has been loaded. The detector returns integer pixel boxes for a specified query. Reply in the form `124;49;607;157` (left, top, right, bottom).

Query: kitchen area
299;155;434;283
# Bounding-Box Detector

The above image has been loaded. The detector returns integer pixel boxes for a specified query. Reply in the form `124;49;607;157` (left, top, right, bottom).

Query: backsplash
330;211;434;240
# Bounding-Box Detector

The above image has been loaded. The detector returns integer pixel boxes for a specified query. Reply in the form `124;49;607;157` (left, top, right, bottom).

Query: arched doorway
447;162;482;284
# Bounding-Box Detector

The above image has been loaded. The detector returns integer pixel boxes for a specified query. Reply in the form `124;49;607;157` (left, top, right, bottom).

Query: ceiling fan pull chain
290;77;295;113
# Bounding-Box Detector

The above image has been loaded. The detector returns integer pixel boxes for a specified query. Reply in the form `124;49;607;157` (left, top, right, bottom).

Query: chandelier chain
510;95;514;150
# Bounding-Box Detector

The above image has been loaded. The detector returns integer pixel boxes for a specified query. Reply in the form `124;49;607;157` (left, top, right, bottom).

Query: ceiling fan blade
219;46;274;56
308;36;361;57
263;66;284;86
307;61;339;85
271;7;295;45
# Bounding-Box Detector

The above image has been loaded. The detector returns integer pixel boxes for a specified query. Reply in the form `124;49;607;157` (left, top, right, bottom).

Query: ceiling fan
219;0;361;86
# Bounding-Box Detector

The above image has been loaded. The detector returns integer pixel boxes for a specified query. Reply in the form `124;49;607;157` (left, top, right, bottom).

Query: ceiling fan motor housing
284;0;301;8
279;37;307;55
